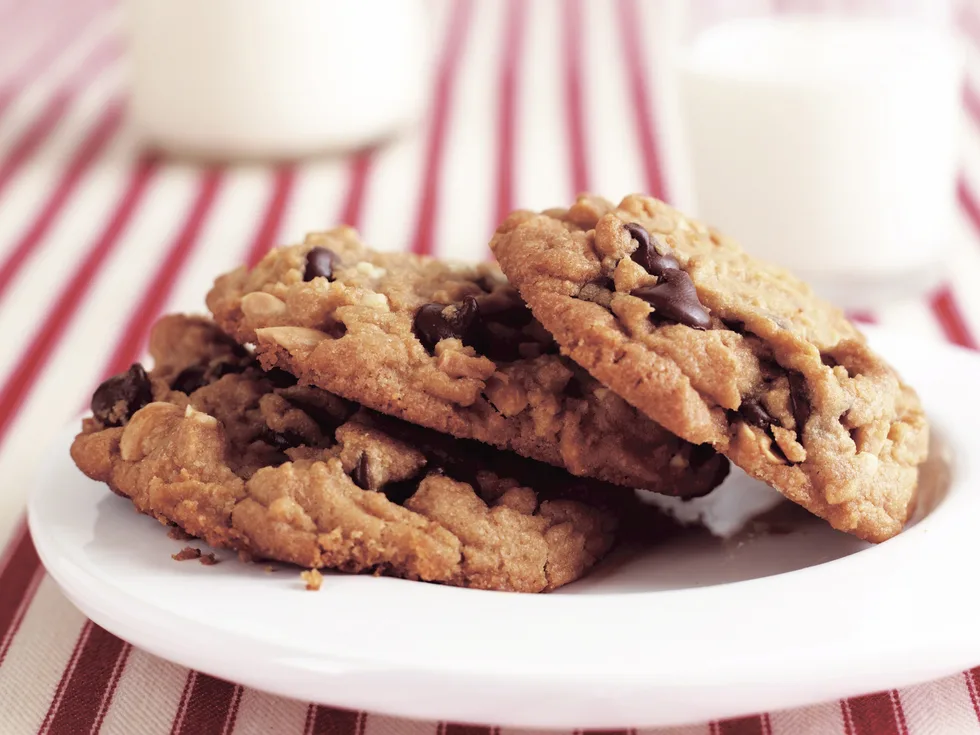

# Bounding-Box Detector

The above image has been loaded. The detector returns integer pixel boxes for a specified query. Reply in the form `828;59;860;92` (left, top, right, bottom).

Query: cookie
490;194;929;542
206;227;728;497
71;315;635;592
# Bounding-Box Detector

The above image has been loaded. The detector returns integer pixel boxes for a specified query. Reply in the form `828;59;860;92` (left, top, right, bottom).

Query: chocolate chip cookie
71;315;632;592
206;227;728;497
491;194;929;542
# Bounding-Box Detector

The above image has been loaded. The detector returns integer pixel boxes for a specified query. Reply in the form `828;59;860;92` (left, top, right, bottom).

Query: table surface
3;0;980;733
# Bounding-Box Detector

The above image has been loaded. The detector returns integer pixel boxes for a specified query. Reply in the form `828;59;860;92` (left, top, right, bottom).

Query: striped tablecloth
2;1;980;733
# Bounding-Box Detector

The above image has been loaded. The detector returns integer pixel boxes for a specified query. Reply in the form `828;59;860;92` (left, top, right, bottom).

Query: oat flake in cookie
69;315;637;592
206;227;729;497
490;194;929;542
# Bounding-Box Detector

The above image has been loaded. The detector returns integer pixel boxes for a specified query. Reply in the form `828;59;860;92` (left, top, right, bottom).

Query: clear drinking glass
674;0;963;309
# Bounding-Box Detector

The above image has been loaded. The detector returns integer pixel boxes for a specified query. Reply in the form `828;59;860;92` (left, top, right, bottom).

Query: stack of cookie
70;194;929;592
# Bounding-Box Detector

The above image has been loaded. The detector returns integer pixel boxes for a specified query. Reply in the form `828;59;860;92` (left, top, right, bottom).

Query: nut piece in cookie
70;314;646;592
491;194;929;542
205;227;729;498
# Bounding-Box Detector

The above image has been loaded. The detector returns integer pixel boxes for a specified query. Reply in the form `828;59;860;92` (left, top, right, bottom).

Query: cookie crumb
301;568;323;591
264;565;276;573
167;526;194;541
200;553;219;565
172;546;202;561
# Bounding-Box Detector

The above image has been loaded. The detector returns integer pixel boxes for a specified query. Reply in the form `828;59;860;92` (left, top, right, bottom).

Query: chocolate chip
352;454;370;490
412;296;479;353
632;270;711;330
171;366;207;395
265;367;299;388
820;353;839;368
303;247;340;282
267;429;306;451
739;399;775;429
626;223;679;276
91;364;153;427
787;372;810;435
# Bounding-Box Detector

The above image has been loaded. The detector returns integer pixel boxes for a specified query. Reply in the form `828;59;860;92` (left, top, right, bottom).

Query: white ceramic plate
28;327;980;730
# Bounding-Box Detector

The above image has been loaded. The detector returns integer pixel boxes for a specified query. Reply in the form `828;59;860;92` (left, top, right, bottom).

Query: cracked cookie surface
206;228;728;497
490;194;929;542
70;315;630;592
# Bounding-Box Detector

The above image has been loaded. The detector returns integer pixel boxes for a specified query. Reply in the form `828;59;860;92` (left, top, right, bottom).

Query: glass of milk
675;1;962;309
125;0;431;161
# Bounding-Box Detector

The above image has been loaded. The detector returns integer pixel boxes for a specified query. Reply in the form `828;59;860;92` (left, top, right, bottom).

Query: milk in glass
677;18;961;307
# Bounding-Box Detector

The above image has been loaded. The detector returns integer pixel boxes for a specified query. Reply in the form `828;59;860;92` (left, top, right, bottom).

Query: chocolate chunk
266;367;299;388
171;366;207;395
787;372;810;436
91;364;153;427
632;270;711;330
412;296;479;353
626;223;680;276
739;399;775;429
352;454;370;490
678;444;729;498
480;300;533;328
267;430;306;451
303;247;340;282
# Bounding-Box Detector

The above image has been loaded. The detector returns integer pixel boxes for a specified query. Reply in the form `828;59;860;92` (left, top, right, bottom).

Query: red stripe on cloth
7;4;107;86
966;667;980;722
929;285;979;350
37;621;93;735
493;0;526;228
245;165;295;267
841;691;903;735
409;0;474;256
0;522;41;665
847;311;878;325
171;675;242;735
0;101;122;300
0;88;13;122
0;156;156;443
958;4;980;51
306;705;364;735
615;0;669;200
102;169;224;376
714;715;766;735
957;176;980;238
562;0;590;196
87;640;132;734
442;726;497;735
889;690;909;735
169;672;197;735
338;150;373;230
41;624;130;735
0;91;71;196
963;83;980;129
